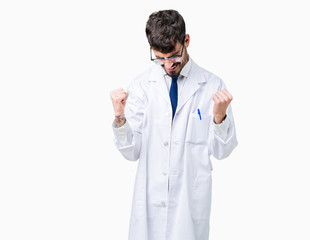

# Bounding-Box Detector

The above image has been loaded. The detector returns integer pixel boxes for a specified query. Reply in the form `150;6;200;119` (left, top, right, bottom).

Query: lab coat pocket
191;174;212;222
186;112;211;144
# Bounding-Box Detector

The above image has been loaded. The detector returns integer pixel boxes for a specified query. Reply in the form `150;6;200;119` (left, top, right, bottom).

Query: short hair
145;9;186;53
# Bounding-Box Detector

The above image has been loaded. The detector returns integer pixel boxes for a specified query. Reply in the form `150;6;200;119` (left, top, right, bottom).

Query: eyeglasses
150;38;185;65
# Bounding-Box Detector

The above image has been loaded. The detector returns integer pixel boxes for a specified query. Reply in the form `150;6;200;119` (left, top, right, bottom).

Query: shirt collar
180;57;192;78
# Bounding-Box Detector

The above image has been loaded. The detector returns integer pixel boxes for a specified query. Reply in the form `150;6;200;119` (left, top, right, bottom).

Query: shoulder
127;64;160;101
191;59;225;89
129;65;158;87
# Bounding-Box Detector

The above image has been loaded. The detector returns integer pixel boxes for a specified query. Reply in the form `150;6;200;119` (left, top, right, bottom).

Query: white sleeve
111;79;145;161
112;120;133;148
212;116;230;143
209;78;238;160
209;105;238;160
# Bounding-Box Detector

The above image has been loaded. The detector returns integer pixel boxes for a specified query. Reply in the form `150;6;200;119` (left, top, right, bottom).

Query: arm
110;85;144;161
209;88;238;160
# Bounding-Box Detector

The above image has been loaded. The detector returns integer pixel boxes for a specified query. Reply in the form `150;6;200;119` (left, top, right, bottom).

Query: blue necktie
170;76;178;119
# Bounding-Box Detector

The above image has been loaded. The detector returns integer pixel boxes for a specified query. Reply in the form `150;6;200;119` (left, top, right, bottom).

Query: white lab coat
112;59;238;240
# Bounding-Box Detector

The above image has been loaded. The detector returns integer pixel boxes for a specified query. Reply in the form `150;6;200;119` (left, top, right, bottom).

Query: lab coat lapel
148;65;171;105
175;61;206;115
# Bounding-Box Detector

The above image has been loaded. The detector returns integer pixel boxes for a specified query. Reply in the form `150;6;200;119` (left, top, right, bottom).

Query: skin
213;89;233;124
110;88;128;116
152;34;190;78
110;34;233;125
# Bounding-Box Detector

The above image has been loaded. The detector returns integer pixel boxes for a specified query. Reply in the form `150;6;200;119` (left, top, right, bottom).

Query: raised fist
212;89;233;124
110;88;129;116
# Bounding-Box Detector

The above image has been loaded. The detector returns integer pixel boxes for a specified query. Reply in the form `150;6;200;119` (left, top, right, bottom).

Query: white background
1;0;309;239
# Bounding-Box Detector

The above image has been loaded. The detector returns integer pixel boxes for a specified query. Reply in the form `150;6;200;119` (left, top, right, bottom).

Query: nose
164;59;175;68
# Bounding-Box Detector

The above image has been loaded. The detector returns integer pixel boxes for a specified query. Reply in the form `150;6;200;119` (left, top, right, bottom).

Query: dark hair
146;9;186;53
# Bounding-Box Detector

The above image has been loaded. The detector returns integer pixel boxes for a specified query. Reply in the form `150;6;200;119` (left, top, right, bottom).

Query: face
152;34;190;77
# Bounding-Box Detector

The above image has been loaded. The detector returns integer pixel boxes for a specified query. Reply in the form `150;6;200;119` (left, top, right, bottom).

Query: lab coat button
163;171;167;176
163;141;169;146
161;201;166;207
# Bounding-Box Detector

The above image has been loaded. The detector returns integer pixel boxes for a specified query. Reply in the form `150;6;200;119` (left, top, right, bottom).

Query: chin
165;64;181;77
167;72;179;78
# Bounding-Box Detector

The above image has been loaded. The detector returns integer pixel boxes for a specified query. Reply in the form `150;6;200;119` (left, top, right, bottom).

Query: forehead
152;41;182;57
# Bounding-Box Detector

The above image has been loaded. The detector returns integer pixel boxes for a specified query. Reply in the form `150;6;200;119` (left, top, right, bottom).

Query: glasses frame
150;37;185;65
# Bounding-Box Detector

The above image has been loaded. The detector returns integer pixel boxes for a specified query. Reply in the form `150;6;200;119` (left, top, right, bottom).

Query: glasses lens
154;59;165;65
169;56;181;63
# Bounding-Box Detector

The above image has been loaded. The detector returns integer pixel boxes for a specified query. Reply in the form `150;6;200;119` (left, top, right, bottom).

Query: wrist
115;115;126;128
114;111;124;116
214;114;226;124
115;114;125;122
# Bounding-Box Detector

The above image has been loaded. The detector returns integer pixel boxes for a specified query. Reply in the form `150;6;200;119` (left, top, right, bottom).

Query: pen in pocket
197;109;202;120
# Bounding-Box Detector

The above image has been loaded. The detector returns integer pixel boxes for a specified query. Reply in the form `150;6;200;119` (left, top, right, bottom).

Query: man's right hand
110;88;129;116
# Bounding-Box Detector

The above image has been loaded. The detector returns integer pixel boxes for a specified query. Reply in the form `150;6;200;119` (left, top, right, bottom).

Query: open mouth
167;63;179;71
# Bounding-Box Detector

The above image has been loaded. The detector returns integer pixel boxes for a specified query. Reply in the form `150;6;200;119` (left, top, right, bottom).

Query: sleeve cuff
213;117;230;141
112;120;132;146
112;119;130;134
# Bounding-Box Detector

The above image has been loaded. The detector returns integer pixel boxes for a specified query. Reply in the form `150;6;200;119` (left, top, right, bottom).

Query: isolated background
1;0;309;239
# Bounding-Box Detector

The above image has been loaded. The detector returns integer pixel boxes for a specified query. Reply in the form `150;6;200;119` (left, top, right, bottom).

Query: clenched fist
212;89;233;124
110;88;129;116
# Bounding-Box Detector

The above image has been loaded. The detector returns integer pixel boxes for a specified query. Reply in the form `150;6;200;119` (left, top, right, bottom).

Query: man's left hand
212;89;233;124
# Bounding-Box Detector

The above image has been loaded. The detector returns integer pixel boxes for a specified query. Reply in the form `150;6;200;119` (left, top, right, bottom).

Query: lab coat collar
148;57;206;84
176;60;206;113
148;58;207;114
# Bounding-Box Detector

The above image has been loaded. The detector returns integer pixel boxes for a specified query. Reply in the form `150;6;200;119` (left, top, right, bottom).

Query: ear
185;34;190;48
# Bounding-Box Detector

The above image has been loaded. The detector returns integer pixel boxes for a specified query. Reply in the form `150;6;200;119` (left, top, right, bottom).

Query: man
110;9;238;240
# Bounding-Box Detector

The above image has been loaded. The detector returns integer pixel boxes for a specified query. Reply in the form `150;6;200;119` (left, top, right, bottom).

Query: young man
110;9;238;240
